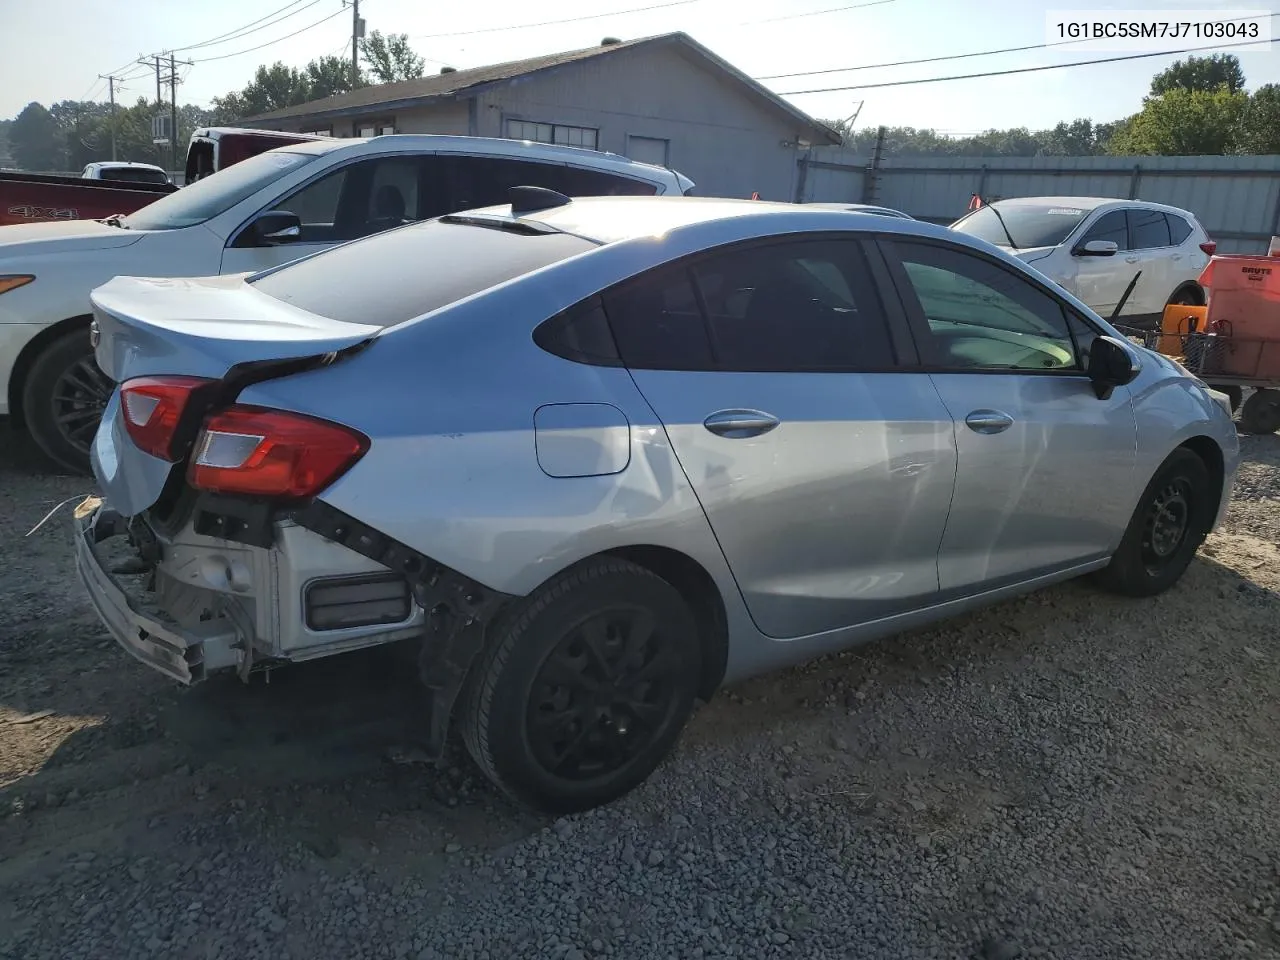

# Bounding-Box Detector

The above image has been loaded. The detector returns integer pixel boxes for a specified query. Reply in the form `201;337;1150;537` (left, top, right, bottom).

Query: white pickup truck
0;134;693;471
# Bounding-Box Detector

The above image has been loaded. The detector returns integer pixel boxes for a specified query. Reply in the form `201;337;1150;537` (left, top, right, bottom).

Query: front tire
21;328;112;475
460;558;701;814
1094;448;1213;598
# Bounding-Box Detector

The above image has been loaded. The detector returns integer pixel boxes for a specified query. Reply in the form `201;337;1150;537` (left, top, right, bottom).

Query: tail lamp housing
120;375;212;460
188;406;369;500
1199;240;1217;256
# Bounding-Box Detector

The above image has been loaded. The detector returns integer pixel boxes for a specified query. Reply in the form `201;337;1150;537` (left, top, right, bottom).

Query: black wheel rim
51;356;113;454
526;606;682;782
1141;477;1192;573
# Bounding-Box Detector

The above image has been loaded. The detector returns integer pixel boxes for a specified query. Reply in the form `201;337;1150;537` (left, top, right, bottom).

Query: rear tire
459;558;701;814
21;328;111;475
1239;388;1280;435
1167;284;1203;307
1093;448;1213;598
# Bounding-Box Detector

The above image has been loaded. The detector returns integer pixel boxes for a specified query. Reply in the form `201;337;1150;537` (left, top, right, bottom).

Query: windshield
124;150;318;230
952;203;1090;249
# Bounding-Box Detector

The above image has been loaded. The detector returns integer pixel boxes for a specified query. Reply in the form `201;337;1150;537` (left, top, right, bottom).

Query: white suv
950;196;1215;324
0;135;693;472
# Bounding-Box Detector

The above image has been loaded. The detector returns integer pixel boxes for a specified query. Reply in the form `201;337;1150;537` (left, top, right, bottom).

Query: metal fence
794;149;1280;254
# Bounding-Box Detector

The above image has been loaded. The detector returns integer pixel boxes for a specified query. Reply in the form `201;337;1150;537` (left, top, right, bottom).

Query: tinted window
893;241;1080;372
1080;210;1128;250
255;157;425;245
952;202;1090;249
125;150;319;230
603;240;895;372
251;220;596;328
1129;209;1171;248
556;166;656;197
101;167;169;184
603;267;715;370
1167;214;1193;245
533;297;623;366
437;156;655;216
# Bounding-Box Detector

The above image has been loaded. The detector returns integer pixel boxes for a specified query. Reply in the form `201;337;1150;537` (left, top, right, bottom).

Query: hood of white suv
1010;245;1057;265
0;219;145;257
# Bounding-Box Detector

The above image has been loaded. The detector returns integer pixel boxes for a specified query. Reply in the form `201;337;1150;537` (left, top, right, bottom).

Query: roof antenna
509;185;573;216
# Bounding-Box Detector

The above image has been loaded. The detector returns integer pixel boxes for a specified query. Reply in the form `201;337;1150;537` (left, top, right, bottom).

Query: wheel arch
600;544;730;701
6;314;93;429
1168;281;1205;306
1178;433;1226;515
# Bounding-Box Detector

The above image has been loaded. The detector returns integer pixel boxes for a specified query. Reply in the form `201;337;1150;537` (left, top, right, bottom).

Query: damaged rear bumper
74;503;241;684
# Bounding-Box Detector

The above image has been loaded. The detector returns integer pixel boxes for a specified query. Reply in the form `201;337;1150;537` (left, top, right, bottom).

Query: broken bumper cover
74;503;240;685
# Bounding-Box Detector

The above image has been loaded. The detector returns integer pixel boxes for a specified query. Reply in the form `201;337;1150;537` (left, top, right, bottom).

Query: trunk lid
89;273;379;516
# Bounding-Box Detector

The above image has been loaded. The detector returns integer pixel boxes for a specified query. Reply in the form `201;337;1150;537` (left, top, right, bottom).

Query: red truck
0;127;329;228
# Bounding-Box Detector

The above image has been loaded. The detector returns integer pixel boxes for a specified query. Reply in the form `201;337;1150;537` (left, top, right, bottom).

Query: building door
626;136;670;167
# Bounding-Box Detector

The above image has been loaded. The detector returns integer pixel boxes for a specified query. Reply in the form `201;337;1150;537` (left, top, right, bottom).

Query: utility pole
98;74;120;161
348;0;364;87
169;53;179;174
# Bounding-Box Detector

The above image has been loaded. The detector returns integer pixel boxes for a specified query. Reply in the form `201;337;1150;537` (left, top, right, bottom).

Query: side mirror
252;210;302;245
1076;239;1118;257
1088;335;1140;399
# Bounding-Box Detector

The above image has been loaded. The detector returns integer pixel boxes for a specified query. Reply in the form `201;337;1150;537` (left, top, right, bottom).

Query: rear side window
1129;209;1171;249
1167;214;1193;245
436;156;655;215
251;220;596;327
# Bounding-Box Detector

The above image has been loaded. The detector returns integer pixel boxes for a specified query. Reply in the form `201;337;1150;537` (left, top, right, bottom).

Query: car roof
991;195;1196;217
275;134;692;187
456;194;951;245
802;202;910;217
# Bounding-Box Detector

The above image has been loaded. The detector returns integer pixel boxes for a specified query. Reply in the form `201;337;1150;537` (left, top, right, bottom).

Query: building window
626;135;669;167
355;119;396;137
505;119;598;150
301;126;332;136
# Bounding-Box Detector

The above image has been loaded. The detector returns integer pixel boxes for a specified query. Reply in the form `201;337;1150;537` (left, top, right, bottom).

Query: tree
8;102;61;171
1108;86;1246;155
1150;53;1245;96
360;30;426;84
1233;83;1280;154
307;54;360;99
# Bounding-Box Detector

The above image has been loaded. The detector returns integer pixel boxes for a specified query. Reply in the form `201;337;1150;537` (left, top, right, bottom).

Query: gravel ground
2;420;1280;960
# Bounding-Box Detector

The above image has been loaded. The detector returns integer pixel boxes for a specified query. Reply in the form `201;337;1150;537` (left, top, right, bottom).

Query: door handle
964;409;1014;435
1171;253;1183;261
1124;255;1139;263
703;409;780;439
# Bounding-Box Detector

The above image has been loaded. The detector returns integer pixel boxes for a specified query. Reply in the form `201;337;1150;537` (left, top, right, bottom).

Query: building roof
244;32;839;144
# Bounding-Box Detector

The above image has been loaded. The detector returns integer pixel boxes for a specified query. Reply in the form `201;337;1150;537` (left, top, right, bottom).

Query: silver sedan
76;189;1240;813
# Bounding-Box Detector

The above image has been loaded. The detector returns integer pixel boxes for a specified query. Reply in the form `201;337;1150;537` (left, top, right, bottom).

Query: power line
738;0;894;28
192;7;349;63
759;11;1277;80
776;35;1279;95
413;0;699;39
170;0;317;52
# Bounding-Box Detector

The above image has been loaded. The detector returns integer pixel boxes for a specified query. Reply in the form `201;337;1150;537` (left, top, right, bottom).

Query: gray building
243;32;839;201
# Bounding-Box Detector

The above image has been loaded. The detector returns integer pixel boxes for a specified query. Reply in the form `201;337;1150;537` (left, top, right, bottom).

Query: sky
2;0;1278;133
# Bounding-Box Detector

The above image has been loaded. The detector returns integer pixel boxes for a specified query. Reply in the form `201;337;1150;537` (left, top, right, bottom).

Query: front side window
125;150;319;230
248;157;425;246
602;239;896;372
892;241;1081;372
1079;210;1129;250
1130;209;1172;249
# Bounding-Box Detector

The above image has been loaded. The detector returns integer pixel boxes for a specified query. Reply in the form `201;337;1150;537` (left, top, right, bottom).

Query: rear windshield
952;203;1090;249
100;167;169;184
250;219;598;327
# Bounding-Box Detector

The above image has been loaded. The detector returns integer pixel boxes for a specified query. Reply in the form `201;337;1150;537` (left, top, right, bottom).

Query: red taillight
1200;241;1217;256
187;406;369;500
119;375;211;460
